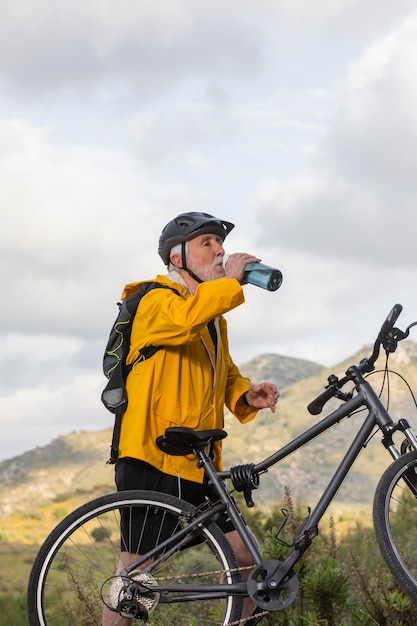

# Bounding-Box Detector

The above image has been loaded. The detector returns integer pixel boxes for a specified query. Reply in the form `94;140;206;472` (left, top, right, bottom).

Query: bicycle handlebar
378;303;403;338
307;304;404;416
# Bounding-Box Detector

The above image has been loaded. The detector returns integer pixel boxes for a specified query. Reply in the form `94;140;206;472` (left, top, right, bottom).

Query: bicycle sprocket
108;570;160;618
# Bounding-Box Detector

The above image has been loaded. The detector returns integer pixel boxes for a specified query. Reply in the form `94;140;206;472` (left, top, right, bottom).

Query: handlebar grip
307;386;337;415
378;303;403;338
307;373;349;415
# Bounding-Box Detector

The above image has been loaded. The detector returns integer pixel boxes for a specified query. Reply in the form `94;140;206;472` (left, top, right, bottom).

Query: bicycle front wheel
27;490;243;626
373;451;417;601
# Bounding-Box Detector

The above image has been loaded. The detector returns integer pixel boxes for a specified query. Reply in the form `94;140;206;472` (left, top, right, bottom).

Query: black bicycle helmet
158;212;235;266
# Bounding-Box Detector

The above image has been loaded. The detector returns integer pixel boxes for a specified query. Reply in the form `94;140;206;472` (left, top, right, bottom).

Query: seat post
196;447;262;565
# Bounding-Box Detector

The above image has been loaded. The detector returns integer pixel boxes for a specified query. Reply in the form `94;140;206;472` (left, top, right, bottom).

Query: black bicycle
27;304;417;625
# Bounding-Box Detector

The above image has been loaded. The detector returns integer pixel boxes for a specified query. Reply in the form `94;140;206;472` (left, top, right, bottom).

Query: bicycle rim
27;490;242;626
373;451;417;601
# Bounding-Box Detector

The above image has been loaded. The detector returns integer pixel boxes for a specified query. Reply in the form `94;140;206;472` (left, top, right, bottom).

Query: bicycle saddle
156;427;227;456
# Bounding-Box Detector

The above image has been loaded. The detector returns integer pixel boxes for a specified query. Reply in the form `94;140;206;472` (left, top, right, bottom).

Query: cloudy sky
2;0;417;462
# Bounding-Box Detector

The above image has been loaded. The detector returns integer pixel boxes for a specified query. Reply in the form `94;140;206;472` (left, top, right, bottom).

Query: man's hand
246;382;279;413
224;253;261;284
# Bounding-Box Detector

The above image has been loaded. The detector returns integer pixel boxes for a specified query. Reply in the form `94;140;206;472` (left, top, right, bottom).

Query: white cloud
327;15;417;190
0;369;107;460
0;1;263;99
255;13;417;270
1;0;414;102
0;117;173;336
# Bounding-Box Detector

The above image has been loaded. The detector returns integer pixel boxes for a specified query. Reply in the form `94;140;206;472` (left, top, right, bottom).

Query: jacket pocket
153;391;201;428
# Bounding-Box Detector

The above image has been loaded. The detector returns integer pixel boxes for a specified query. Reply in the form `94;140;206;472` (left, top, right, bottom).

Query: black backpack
101;281;181;462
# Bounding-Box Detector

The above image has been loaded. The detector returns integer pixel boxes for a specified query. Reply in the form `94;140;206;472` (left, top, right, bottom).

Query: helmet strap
181;242;204;284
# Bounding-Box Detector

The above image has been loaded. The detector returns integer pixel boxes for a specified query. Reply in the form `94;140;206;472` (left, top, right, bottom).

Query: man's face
186;233;226;281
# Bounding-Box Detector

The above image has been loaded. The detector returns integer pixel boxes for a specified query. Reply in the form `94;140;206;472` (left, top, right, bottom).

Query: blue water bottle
224;256;283;291
244;262;283;291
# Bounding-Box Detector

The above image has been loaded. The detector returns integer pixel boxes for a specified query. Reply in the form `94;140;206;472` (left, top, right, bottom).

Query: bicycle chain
153;565;269;625
154;563;254;580
225;610;269;625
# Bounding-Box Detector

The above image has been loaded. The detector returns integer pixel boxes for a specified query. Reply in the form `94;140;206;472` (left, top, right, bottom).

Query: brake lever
382;324;415;353
405;321;417;337
382;329;400;354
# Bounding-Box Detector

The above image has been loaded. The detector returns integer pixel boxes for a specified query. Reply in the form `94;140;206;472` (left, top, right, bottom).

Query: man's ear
170;252;183;269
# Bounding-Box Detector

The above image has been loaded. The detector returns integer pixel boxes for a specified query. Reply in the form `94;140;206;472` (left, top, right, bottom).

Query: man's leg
225;528;258;619
103;460;199;625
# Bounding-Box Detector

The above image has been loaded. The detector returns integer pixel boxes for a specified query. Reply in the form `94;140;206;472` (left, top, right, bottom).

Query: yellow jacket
118;272;258;483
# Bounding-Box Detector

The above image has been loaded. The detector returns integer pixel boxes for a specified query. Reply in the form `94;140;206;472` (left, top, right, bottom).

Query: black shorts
115;458;236;552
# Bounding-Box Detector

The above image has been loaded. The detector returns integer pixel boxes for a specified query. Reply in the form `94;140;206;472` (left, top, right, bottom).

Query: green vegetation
0;593;28;626
3;489;417;625
247;489;417;625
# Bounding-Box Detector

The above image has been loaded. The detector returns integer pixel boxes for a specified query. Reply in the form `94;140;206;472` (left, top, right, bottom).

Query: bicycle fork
380;417;417;459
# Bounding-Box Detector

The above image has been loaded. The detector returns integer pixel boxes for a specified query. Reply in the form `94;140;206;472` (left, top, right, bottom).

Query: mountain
238;353;325;388
2;343;417;546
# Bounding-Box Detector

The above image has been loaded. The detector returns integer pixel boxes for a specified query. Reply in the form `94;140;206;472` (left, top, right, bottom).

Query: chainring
247;560;299;611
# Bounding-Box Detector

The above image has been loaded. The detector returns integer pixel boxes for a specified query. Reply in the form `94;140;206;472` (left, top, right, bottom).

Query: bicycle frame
122;362;417;605
210;363;417;585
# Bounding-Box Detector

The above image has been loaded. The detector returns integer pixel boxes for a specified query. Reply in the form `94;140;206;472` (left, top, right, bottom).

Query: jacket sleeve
133;276;245;349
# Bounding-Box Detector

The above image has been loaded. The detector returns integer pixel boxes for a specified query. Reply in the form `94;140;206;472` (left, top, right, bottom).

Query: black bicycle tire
373;451;417;602
27;489;243;626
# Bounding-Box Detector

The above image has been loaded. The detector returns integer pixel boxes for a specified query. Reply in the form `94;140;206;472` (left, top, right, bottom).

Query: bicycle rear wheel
27;490;243;626
373;451;417;601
